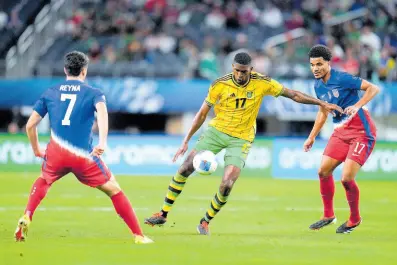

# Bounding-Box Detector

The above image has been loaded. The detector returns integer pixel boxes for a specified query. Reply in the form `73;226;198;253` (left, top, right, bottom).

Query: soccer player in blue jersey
14;51;153;244
304;45;379;233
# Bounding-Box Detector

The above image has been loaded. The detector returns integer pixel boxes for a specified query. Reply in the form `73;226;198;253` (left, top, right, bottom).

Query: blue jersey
314;69;363;125
34;80;105;154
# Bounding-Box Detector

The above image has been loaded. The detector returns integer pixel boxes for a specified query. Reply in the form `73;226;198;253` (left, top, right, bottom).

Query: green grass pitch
1;173;397;265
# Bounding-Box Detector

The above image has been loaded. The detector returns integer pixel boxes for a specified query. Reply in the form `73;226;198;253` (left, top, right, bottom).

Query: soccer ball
193;150;218;175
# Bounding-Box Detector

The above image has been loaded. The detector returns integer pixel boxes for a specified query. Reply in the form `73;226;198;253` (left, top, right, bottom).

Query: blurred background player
14;51;153;244
304;45;379;234
144;52;343;235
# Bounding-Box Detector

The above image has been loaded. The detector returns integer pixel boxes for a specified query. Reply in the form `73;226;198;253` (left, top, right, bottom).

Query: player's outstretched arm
91;102;108;157
281;87;343;117
172;102;211;162
26;111;45;158
344;80;380;116
303;106;328;152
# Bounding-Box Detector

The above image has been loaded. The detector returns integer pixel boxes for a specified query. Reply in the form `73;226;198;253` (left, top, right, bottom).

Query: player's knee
107;189;121;197
98;179;122;197
178;151;197;177
107;186;122;197
318;168;333;178
341;174;355;182
179;166;194;177
178;158;195;177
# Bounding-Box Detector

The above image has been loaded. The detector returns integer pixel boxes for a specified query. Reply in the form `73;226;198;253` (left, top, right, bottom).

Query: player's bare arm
26;111;45;158
344;80;380;116
303;106;328;152
91;101;108;157
173;102;211;162
281;87;343;116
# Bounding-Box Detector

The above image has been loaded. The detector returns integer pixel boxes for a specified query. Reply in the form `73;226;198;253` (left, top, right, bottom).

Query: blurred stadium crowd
40;0;397;80
1;0;396;80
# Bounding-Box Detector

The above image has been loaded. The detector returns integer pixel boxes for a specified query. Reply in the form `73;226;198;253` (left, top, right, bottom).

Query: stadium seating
0;0;50;59
26;0;397;81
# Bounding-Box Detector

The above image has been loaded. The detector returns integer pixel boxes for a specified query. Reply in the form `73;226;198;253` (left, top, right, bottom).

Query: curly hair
234;52;252;65
308;45;332;61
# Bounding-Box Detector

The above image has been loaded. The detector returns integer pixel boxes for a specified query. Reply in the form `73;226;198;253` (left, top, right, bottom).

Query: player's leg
97;175;142;237
144;150;197;226
15;143;68;241
197;165;240;235
197;137;250;235
14;176;51;242
96;175;153;244
161;150;197;217
24;176;51;221
309;134;347;230
75;156;153;243
145;127;224;226
335;158;362;234
336;137;376;234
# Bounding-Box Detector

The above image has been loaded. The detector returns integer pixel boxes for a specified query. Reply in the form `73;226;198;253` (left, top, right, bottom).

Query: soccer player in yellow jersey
145;52;342;234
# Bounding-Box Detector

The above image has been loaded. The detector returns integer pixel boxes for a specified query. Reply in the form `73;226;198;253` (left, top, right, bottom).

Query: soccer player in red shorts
14;51;153;244
304;45;379;234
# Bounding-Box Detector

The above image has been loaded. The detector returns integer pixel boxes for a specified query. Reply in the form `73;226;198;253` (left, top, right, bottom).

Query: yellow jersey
204;72;284;142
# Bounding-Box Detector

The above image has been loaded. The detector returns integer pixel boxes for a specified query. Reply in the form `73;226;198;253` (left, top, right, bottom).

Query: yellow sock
203;190;228;223
161;173;188;216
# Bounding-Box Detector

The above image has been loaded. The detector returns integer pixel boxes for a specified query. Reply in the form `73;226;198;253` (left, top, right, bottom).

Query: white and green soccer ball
193;150;218;175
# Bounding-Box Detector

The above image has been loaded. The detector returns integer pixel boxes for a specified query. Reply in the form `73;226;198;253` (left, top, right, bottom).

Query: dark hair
234;52;252;65
308;45;332;61
64;51;89;76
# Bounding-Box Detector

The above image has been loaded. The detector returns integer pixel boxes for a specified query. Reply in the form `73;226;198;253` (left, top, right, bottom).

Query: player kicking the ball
14;51;153;244
305;45;379;234
145;52;343;235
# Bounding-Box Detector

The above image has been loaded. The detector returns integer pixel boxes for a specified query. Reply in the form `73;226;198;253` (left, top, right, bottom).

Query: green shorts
194;126;252;169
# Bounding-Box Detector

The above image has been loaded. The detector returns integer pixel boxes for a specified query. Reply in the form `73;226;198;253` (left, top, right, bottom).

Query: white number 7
354;142;366;154
61;93;77;126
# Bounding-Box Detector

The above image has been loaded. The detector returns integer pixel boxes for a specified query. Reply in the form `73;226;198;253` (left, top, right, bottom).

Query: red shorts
324;109;377;166
42;140;111;187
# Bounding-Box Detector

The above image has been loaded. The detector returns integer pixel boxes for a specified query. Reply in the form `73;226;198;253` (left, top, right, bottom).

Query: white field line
0;194;279;201
0;193;353;212
0;206;349;212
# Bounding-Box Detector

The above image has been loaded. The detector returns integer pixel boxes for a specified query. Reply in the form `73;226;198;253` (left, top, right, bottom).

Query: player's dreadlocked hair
308;45;332;61
64;51;89;76
234;52;252;65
